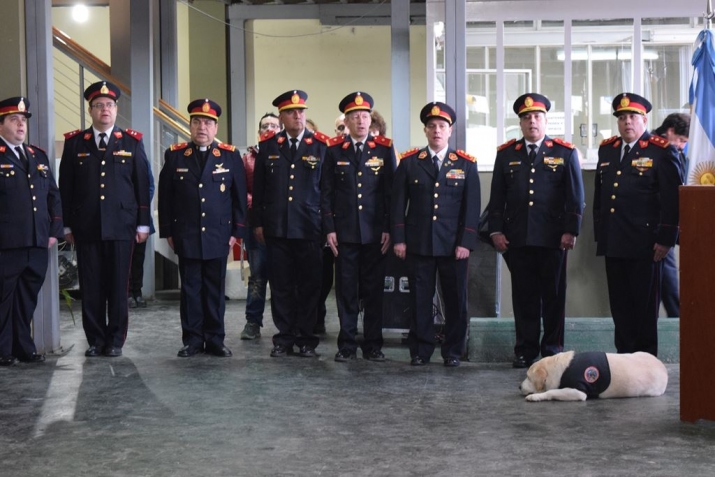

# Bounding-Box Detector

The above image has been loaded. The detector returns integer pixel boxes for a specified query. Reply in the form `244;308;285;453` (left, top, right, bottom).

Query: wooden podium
680;186;715;422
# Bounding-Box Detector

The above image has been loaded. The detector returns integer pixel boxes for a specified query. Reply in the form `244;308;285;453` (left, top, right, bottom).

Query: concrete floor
2;293;715;477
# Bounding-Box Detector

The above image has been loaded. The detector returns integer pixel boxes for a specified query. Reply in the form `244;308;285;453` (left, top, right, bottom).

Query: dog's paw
525;393;546;402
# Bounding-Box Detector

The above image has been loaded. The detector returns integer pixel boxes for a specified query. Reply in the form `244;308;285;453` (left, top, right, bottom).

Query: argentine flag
688;29;715;185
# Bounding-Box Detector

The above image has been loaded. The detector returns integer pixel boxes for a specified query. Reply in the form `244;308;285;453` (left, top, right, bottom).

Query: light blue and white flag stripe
688;29;715;185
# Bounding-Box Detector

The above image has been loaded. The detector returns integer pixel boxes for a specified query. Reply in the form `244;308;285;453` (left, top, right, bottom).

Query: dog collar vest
559;352;612;398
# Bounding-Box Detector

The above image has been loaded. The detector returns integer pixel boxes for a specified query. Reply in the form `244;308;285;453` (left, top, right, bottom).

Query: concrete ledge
469;317;679;363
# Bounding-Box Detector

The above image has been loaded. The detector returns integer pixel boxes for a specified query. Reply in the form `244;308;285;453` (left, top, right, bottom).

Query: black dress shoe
85;346;102;357
443;358;460;367
206;345;233;357
177;345;203;358
104;347;122;357
19;353;46;363
270;345;292;358
0;356;17;366
410;356;427;366
512;355;534;369
334;349;357;362
297;345;317;358
363;349;386;362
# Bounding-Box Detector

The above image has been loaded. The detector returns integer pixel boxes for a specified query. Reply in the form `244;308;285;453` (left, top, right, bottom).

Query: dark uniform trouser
504;246;566;361
660;247;679;318
178;255;227;350
266;237;322;349
0;248;48;358
334;242;386;354
129;240;147;298
605;257;661;356
407;253;469;361
77;240;133;349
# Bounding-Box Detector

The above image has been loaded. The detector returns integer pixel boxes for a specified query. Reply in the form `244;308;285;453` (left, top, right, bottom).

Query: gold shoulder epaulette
374;135;393;147
125;128;144;141
170;142;189;151
456;149;477;163
649;135;670;148
63;129;82;140
259;130;277;142
553;138;575;149
600;135;619;146
327;135;345;147
218;142;236;152
497;138;517;152
399;148;420;160
312;131;330;144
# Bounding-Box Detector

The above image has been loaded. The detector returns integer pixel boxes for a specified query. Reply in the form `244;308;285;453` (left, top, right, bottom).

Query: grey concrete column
1;1;25;94
444;0;467;149
391;0;411;152
227;13;248;147
25;0;62;354
110;0;132;86
159;0;179;107
130;0;156;298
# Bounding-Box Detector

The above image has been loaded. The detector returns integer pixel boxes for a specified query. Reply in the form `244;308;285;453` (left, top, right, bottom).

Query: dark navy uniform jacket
252;129;328;241
594;132;681;259
391;147;481;256
0;139;63;248
59;126;150;241
158;141;247;260
488;136;584;248
321;134;397;244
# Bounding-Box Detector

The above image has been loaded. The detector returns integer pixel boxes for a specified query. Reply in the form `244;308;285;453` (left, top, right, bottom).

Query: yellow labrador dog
520;351;668;402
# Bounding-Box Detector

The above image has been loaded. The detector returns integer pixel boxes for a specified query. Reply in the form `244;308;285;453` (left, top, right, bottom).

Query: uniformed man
487;93;585;369
59;81;150;358
322;92;397;362
391;102;481;367
252;90;328;358
0;97;63;366
158;99;247;358
594;93;681;356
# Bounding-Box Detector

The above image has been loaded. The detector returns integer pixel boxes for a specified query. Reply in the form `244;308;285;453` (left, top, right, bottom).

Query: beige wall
247;20;427;149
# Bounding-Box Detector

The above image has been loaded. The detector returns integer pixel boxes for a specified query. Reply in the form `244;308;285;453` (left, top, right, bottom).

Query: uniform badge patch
365;157;384;168
632;158;653;171
220;183;226;192
418;151;427;159
584;366;600;383
213;148;221;157
184;148;192;157
446;169;465;180
302;155;319;168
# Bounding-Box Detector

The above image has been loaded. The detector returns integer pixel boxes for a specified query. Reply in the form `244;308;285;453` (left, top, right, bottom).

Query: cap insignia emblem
100;84;109;95
525;96;534;108
18;99;26;112
431;106;441;116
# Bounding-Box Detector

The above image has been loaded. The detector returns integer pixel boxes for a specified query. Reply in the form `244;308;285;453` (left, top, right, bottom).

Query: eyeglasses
336;125;346;132
260;122;280;131
90;102;116;110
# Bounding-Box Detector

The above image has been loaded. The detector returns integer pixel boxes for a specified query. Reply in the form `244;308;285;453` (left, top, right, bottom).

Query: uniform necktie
290;137;298;158
15;146;28;167
99;132;108;150
433;155;440;175
528;144;537;164
355;141;363;157
622;144;631;163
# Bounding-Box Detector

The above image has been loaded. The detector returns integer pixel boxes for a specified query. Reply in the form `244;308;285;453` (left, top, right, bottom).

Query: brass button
202;212;206;217
434;204;439;209
616;171;622;176
290;175;295;179
434;193;438;198
531;168;535;173
33;207;37;211
291;164;295;169
358;172;363;176
202;198;206;202
357;194;362;198
101;161;106;165
101;172;106;177
432;215;437;221
529;179;534;183
358;183;362;188
435;183;440;187
358;205;363;210
32;196;36;200
100;195;105;200
288;197;293;201
101;184;105;188
611;195;616;200
199;184;203;188
610;208;615;213
529;190;534;195
614;183;618;188
289;186;294;191
201;227;206;232
528;201;533;206
30;185;34;189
